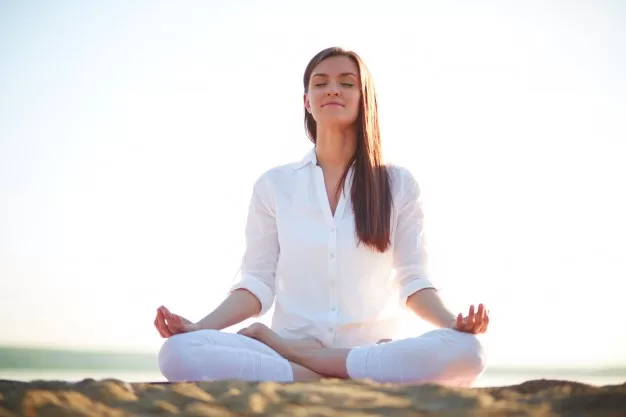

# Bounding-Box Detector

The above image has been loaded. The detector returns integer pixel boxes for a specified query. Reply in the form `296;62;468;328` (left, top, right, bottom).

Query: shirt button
331;307;337;312
328;327;334;332
331;227;335;232
329;253;335;259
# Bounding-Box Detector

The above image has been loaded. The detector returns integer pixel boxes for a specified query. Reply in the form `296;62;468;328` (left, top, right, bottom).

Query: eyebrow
311;72;358;78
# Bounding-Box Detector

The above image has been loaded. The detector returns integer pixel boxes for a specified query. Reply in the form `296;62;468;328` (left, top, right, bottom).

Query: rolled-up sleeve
230;174;278;316
392;168;436;307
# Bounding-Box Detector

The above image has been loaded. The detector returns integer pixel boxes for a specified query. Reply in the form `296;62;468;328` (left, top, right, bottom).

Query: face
304;55;361;128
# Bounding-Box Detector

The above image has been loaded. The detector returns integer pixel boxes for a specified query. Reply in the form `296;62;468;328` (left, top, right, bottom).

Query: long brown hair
303;47;392;253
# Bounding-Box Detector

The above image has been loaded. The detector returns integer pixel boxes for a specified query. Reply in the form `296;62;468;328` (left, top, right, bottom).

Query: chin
318;116;358;127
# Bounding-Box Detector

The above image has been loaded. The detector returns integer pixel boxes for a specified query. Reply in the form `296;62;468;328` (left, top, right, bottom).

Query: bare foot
237;323;322;361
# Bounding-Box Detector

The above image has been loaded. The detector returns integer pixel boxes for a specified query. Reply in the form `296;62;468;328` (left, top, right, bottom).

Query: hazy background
1;0;625;382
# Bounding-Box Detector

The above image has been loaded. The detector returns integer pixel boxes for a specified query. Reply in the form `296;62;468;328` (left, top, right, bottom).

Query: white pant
158;328;487;387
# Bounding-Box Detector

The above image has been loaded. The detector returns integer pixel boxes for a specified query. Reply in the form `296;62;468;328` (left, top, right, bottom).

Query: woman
155;47;489;386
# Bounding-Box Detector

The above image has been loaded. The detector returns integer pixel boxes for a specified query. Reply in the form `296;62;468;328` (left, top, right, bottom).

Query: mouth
322;102;344;107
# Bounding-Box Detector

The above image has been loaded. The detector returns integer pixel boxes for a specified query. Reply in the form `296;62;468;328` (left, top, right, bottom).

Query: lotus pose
155;47;489;386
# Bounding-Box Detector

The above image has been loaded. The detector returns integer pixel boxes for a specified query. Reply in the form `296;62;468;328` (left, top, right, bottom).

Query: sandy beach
1;377;625;416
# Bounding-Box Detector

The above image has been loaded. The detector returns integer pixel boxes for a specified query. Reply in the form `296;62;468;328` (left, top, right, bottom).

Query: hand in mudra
452;304;489;334
154;306;199;338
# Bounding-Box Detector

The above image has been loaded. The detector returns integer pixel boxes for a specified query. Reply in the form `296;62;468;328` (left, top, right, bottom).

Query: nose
326;81;341;96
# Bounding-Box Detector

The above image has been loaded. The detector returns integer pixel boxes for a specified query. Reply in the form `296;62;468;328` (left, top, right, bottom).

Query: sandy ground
1;378;625;416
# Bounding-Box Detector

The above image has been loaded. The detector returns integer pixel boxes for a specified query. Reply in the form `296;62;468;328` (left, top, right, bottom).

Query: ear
303;93;312;114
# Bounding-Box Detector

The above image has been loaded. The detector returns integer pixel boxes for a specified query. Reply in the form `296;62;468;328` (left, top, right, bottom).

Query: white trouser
158;328;487;387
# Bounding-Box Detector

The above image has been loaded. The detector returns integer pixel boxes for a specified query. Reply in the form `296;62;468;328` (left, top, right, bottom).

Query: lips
322;102;344;107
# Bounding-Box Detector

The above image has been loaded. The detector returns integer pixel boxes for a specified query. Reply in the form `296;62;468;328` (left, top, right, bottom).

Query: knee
158;330;220;381
158;334;190;381
457;332;487;372
411;329;487;385
443;329;487;383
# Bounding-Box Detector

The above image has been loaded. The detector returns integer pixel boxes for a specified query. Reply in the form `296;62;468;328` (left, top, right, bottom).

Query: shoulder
386;163;421;198
251;158;304;197
255;161;301;186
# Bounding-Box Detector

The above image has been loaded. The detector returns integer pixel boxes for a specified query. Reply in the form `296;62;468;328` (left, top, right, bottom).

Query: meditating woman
155;46;489;386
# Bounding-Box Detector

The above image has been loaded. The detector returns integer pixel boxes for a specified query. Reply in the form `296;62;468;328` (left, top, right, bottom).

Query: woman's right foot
237;323;322;360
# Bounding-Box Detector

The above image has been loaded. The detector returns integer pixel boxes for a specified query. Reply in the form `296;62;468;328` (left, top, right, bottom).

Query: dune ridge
1;377;625;416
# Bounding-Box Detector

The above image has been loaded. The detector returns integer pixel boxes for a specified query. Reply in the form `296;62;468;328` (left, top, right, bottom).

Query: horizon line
1;344;625;372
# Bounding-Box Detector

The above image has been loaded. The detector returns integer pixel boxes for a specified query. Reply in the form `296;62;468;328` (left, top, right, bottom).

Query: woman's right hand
154;306;200;338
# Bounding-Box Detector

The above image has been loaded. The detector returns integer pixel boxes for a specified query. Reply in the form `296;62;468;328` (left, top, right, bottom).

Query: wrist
427;312;457;329
195;316;220;331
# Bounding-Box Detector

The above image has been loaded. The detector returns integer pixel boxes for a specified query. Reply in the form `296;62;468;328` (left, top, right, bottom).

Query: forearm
196;289;262;330
406;288;456;329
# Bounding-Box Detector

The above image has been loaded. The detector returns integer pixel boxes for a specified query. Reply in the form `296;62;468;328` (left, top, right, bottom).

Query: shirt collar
292;147;358;176
292;148;318;171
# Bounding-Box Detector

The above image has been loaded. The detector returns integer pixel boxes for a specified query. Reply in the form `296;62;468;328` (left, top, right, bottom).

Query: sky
1;0;625;368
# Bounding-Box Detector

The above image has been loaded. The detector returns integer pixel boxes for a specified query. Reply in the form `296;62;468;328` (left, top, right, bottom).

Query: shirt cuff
398;277;437;309
230;274;275;317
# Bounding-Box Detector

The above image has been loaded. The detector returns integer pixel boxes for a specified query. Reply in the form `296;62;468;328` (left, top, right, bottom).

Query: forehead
311;55;359;77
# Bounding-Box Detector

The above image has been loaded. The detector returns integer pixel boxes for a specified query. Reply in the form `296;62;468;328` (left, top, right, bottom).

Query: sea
1;346;624;388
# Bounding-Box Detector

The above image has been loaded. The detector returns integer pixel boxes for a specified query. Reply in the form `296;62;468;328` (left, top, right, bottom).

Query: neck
314;124;357;172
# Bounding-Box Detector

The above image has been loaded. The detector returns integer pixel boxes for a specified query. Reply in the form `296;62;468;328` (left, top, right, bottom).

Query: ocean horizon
1;345;624;388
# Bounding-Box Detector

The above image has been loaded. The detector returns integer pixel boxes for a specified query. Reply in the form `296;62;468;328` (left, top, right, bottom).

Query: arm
195;288;262;330
392;169;490;333
392;168;453;328
405;288;456;328
157;176;278;336
201;174;279;329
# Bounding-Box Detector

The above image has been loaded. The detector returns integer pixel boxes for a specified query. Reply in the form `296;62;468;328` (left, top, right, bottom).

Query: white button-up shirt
230;148;436;348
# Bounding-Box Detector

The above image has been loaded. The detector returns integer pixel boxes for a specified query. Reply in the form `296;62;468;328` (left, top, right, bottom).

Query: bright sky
1;0;625;368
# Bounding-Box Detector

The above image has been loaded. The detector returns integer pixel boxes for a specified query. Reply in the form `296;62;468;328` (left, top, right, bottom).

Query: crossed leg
239;323;487;387
158;328;325;382
159;324;487;386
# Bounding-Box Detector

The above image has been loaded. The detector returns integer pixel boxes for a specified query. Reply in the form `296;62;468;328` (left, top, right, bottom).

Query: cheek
348;94;361;114
308;91;325;109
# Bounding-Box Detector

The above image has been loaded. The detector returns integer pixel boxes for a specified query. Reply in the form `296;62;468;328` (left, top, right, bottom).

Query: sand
1;378;625;416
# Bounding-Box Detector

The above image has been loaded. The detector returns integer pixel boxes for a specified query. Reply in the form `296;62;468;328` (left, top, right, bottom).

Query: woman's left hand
452;304;489;334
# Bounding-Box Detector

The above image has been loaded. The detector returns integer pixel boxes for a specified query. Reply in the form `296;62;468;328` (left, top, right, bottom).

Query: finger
154;309;166;335
169;314;184;334
153;317;166;338
159;306;171;324
159;310;174;337
466;305;475;330
160;323;173;338
479;312;490;333
161;308;181;335
162;309;177;329
477;304;484;318
155;310;172;338
456;313;464;330
474;308;489;333
157;307;175;335
474;304;485;333
162;307;175;324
